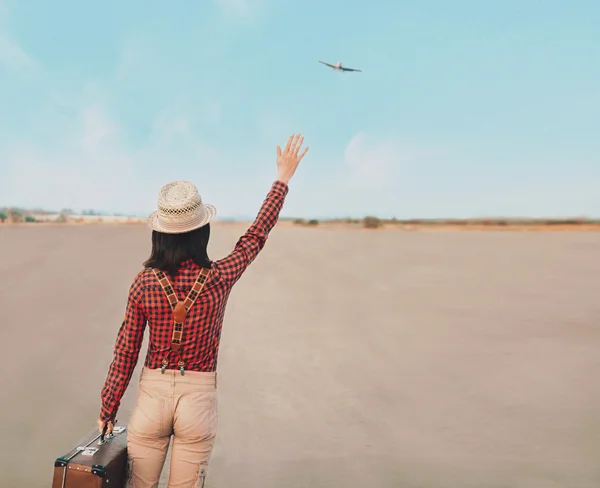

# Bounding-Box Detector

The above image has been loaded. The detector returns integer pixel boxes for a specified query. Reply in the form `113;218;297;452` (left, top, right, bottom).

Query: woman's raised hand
276;133;309;184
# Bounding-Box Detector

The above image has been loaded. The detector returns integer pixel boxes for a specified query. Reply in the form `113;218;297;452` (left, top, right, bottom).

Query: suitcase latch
78;447;99;456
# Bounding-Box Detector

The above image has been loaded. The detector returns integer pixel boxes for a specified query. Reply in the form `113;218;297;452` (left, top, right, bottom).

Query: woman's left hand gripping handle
97;418;115;442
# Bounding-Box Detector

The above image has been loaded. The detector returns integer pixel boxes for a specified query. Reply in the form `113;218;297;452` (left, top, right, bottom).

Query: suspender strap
152;267;211;375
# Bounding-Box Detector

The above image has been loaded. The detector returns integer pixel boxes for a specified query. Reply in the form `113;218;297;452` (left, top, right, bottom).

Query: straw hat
148;181;216;234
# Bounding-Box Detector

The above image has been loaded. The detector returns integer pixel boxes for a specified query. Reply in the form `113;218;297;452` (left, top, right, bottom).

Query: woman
97;133;309;487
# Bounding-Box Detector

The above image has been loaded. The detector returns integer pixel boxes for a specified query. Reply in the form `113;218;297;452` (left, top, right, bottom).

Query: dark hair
143;224;212;277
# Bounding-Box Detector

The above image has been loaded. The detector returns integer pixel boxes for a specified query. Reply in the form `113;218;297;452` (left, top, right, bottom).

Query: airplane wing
341;67;362;72
318;61;336;69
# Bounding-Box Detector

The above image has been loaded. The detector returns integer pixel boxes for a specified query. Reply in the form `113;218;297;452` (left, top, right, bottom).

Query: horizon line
1;208;599;222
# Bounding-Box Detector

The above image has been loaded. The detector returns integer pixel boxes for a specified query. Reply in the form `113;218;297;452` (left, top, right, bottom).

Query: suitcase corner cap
91;464;107;478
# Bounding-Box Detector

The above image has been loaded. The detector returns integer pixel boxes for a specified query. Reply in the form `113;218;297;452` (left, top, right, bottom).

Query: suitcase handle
98;419;118;445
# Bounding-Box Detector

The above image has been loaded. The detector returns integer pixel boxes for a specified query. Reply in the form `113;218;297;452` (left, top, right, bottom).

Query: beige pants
127;367;218;488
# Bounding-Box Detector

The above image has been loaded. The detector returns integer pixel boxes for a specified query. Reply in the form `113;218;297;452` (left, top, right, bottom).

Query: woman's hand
97;418;114;436
276;133;309;184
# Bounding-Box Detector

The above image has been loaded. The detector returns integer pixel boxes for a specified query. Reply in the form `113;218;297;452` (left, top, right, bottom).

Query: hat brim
148;204;217;234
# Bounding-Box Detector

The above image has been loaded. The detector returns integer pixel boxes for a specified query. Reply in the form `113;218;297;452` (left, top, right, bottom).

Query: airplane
318;60;362;72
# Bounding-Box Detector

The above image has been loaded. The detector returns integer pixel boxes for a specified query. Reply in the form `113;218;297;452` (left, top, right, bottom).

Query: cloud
0;94;267;217
0;2;39;77
150;107;192;144
2;105;138;213
270;133;423;219
342;131;412;190
81;107;117;151
344;132;393;188
0;35;38;76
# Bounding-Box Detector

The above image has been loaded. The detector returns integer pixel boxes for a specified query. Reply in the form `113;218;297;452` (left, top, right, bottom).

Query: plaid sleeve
99;272;147;423
216;180;288;285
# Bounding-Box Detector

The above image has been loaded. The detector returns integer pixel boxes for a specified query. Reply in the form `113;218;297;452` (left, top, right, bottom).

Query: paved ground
1;224;599;487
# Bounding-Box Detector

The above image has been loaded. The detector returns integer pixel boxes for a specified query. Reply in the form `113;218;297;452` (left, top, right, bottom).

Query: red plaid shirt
100;180;289;422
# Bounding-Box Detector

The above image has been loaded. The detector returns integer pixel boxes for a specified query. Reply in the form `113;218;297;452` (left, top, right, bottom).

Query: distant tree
308;219;319;226
24;215;36;223
0;211;6;222
293;218;307;225
8;209;23;223
363;216;382;229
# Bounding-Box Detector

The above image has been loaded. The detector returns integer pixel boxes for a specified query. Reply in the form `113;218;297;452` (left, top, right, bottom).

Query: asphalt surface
1;224;599;487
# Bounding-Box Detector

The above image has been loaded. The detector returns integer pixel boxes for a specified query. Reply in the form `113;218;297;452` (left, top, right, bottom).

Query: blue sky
0;0;598;219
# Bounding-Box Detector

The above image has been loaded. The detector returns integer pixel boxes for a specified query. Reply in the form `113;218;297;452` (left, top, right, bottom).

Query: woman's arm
216;180;289;285
98;274;147;426
216;134;308;285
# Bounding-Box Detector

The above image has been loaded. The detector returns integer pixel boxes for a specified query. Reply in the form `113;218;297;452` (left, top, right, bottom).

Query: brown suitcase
52;424;129;487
